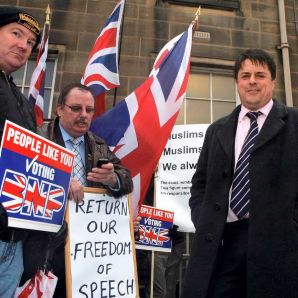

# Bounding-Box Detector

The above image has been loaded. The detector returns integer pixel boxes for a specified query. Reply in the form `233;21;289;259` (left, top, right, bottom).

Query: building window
13;57;57;120
162;0;240;11
176;68;237;124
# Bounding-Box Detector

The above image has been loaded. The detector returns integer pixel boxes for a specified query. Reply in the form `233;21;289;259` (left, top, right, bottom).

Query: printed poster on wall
135;204;174;252
156;124;209;233
0;120;74;232
67;189;138;298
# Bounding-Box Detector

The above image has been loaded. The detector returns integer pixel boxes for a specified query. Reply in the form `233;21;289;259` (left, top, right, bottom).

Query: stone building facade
2;0;297;114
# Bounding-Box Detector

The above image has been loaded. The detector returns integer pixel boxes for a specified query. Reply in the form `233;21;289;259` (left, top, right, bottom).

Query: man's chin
74;128;88;137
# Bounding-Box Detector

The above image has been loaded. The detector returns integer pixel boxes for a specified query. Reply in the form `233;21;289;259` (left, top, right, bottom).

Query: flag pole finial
45;5;51;25
192;6;201;32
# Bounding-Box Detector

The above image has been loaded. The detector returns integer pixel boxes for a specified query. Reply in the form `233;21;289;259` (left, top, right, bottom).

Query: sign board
0;121;74;232
156;124;209;233
66;188;138;298
193;31;211;39
135;205;174;252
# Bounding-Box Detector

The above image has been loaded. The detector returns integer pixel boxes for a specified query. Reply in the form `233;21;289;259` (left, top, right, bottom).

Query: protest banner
66;187;138;298
156;124;209;233
135;204;174;252
0;120;74;232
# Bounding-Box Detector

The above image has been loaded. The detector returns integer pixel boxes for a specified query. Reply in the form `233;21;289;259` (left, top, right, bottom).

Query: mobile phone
96;158;109;168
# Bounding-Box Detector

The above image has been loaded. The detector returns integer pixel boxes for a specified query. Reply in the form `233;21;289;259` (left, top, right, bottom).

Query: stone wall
1;0;297;110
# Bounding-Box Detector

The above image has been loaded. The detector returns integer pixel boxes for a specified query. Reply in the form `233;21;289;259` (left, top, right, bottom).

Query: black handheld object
96;158;109;168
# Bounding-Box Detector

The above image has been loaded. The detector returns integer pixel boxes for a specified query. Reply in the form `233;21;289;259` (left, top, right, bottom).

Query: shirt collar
239;99;273;122
59;123;84;144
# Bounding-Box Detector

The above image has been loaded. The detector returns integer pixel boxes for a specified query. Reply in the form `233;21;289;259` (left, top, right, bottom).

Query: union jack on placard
139;225;170;246
28;16;50;127
90;25;193;216
1;171;26;212
0;169;65;220
22;179;64;219
81;0;125;116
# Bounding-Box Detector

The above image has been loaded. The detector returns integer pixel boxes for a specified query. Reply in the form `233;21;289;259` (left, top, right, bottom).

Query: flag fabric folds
14;270;57;298
90;25;193;216
28;20;49;127
81;0;125;116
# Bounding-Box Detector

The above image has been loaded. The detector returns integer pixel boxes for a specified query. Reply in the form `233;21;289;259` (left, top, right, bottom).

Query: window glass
187;73;210;98
25;61;35;85
186;99;211;124
14;58;57;119
176;102;185;124
213;74;235;100
179;67;237;125
13;65;25;85
213;100;236;121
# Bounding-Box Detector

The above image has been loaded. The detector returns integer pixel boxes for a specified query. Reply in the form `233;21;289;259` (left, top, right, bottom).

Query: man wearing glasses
21;82;133;297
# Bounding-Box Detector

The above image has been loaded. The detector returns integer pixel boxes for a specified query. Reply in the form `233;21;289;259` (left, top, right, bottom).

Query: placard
66;188;138;298
135;205;174;252
156;124;209;232
0;121;74;232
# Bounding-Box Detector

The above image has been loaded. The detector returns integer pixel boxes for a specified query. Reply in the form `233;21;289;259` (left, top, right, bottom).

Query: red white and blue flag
90;25;193;215
81;0;125;116
28;20;50;127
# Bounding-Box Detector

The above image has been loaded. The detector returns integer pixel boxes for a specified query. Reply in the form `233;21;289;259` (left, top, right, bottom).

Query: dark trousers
207;219;249;298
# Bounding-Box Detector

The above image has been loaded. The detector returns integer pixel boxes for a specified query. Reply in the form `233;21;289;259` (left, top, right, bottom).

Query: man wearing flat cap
0;5;41;297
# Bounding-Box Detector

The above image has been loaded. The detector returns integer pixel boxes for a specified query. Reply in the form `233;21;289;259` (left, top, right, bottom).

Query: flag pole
45;4;51;25
112;1;126;107
192;6;201;33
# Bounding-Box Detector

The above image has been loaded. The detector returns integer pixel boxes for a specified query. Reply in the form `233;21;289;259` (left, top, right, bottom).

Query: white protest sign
67;188;138;298
156;124;209;233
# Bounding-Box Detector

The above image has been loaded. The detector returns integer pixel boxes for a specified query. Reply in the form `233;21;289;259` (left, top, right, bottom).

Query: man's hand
133;216;141;241
87;163;117;188
0;203;8;237
69;177;84;202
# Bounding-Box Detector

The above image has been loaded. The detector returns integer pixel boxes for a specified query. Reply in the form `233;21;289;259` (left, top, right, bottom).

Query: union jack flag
81;0;125;117
28;19;50;127
90;25;193;216
22;179;64;219
1;171;26;212
1;170;65;220
139;225;170;246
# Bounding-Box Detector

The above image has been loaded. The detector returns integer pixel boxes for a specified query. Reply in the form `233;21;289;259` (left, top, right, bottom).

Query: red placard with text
0;121;74;232
136;205;174;252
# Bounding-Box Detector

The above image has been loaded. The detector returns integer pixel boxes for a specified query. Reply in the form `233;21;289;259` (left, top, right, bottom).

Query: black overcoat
181;100;298;298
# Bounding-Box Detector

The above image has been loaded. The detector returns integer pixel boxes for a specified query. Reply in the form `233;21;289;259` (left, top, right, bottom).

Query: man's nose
249;74;256;84
17;38;30;51
80;108;89;117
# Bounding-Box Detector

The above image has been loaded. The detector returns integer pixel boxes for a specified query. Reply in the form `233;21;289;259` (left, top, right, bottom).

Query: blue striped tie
230;111;261;219
71;138;86;186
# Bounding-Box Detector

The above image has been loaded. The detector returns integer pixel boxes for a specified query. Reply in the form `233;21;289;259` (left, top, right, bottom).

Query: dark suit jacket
181;100;298;298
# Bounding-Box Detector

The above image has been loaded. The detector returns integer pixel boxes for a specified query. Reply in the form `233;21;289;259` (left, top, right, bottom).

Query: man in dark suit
21;82;133;297
181;49;298;298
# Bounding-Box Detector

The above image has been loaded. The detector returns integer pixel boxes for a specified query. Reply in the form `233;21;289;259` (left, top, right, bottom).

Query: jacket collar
216;100;287;160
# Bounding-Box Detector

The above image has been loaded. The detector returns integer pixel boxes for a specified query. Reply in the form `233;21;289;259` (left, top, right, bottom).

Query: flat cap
0;6;41;46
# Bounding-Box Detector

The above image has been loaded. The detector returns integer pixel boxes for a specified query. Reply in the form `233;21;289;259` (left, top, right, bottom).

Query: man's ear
56;104;63;117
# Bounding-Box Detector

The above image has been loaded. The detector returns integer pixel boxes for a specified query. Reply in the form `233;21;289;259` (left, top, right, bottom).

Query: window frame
162;0;240;11
15;52;58;120
176;58;237;125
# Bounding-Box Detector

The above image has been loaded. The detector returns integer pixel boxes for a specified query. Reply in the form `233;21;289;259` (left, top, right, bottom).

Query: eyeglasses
64;103;95;114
